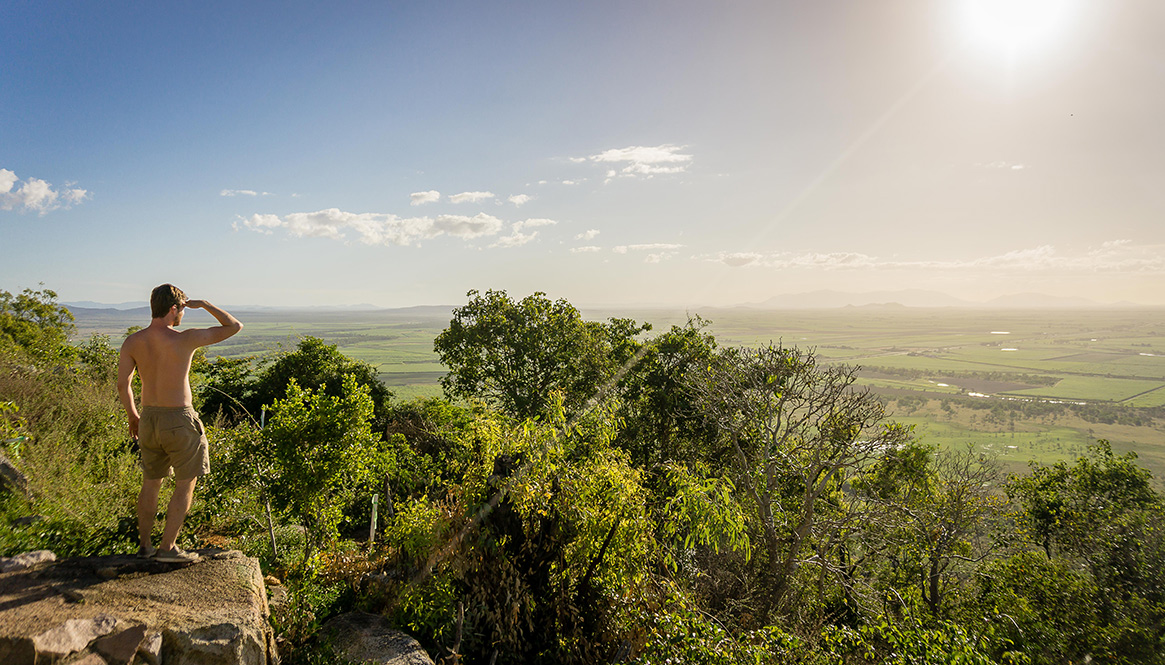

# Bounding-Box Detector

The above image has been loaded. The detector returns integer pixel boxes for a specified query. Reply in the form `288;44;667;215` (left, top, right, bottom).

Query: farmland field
72;305;1165;483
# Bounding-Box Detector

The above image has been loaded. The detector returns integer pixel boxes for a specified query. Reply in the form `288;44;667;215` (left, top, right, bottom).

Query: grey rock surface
322;611;434;665
0;550;277;665
0;548;56;572
32;613;118;657
0;450;29;496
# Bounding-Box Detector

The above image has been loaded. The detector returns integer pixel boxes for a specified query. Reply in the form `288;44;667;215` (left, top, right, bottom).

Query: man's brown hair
150;284;187;319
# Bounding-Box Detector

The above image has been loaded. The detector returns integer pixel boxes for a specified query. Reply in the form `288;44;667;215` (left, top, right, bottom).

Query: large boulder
321;611;433;665
0;549;276;665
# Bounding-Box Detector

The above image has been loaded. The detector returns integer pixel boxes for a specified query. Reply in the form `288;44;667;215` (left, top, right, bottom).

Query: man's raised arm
183;300;243;347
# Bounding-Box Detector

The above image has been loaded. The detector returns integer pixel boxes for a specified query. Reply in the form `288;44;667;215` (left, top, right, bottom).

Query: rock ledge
0;549;276;665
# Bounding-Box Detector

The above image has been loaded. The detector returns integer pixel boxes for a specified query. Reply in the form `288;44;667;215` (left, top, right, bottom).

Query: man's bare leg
158;477;197;552
138;478;164;548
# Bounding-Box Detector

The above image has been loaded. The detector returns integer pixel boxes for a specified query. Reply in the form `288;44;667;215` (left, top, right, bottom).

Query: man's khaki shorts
138;406;210;480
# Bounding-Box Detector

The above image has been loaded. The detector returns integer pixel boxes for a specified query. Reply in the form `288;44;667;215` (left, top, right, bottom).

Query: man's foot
136;545;157;559
153;547;200;563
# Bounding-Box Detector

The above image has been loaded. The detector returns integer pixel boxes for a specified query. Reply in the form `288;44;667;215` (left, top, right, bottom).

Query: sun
958;0;1080;58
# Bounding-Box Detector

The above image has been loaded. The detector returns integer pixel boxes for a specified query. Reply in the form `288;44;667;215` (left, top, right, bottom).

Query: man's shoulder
121;328;147;349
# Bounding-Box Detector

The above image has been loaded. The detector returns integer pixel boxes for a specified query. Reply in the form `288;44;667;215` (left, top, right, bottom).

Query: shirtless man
117;284;242;562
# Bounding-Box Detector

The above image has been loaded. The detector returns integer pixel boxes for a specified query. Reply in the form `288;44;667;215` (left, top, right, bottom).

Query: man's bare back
118;298;242;437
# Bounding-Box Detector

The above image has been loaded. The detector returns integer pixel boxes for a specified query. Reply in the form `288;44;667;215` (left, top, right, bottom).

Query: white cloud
62;188;87;205
575;229;600;240
720;252;763;267
705;242;1165;273
237;208;505;246
410;190;440;206
513;218;556;231
488;219;558;248
220;189;272;197
491;230;539;248
582;144;694;181
614;243;684;253
561;180;578;186
0;169;88;214
612;242;684;262
571;246;602;253
449;191;495;204
508;194;531;207
981;161;1028;171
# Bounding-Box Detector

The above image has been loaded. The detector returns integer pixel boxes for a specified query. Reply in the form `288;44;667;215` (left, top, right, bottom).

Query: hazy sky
3;0;1163;307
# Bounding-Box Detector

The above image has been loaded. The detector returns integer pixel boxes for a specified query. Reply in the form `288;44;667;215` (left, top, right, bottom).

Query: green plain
72;305;1165;481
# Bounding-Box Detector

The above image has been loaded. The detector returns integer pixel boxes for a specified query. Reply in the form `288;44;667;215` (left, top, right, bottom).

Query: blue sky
3;0;1164;307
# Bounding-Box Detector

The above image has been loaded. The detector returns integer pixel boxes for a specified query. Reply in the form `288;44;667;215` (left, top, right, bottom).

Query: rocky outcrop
0;450;30;496
321;612;434;665
0;549;276;665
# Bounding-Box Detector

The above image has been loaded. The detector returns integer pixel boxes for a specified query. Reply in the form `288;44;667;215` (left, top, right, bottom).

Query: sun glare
958;0;1080;58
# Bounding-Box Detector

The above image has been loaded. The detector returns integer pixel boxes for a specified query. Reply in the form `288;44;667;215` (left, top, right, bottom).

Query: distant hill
747;290;1140;309
752;290;974;309
65;301;145;311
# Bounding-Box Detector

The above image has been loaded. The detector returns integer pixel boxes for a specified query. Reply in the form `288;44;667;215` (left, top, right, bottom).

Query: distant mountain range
65;291;1152;314
746;290;1146;310
65;302;422;313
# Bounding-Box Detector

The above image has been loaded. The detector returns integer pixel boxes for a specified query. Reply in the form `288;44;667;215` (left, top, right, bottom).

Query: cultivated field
72;305;1165;482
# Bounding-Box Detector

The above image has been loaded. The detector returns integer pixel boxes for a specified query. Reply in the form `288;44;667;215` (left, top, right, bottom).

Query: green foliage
196;355;258;423
382;397;479;497
75;333;119;382
0;286;76;363
1;400;27;453
382;404;655;663
0;334;140;557
434;289;649;419
256;376;389;558
384;495;447;570
198;336;393;433
968;551;1100;665
821;617;1009;665
271;577;353;665
877;447;1005;618
659;462;750;568
1007;440;1160;559
631;583;809;665
614;318;722;471
689;343;914;618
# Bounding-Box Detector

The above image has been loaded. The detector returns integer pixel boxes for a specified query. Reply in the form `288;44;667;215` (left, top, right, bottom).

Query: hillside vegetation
4;286;1165;664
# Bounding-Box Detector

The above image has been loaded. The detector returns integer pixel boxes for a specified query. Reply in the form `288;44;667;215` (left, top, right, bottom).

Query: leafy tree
614;318;721;472
254;375;389;559
385;400;654;664
434;289;649;420
874;446;1004;617
1006;442;1165;662
0;286;76;362
688;343;912;618
196;355;260;423
198;336;393;434
969;551;1100;665
76;333;119;382
1007;440;1159;560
